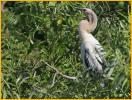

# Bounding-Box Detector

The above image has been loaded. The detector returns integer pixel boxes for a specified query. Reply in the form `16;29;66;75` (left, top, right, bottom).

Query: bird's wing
84;48;96;70
94;41;107;67
84;44;106;73
83;38;106;72
89;34;107;67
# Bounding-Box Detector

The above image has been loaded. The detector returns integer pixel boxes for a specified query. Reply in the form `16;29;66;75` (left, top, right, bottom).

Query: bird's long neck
87;11;98;32
79;10;98;41
79;31;90;42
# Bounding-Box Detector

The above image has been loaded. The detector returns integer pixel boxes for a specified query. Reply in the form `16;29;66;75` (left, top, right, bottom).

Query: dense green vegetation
2;1;130;99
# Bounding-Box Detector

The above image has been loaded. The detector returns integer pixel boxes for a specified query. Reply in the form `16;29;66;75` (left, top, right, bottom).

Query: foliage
2;1;130;99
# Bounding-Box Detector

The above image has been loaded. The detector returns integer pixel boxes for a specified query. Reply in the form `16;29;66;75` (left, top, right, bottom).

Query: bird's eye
82;9;86;11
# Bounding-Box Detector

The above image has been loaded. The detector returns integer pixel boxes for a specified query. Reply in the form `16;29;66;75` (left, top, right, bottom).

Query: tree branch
42;61;77;80
51;72;58;88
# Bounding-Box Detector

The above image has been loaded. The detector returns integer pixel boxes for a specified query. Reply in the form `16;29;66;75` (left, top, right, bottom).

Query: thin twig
59;73;77;80
42;61;77;80
51;72;58;88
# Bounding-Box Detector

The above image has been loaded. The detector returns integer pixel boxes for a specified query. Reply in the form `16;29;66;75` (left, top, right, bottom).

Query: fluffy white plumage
81;33;106;73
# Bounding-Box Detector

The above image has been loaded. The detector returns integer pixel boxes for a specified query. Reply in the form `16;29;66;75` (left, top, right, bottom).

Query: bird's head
78;8;98;32
78;8;93;15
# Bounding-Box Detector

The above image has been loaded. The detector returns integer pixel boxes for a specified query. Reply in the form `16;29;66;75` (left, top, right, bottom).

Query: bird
78;8;106;77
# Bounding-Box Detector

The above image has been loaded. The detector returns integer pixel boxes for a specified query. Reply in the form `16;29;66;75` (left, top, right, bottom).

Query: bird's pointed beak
78;8;84;12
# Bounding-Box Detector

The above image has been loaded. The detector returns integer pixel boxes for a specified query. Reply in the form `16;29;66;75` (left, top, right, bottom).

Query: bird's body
80;33;106;73
78;8;106;74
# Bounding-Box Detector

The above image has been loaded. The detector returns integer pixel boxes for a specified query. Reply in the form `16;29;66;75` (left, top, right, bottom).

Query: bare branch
59;73;77;80
42;61;77;80
51;72;58;88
